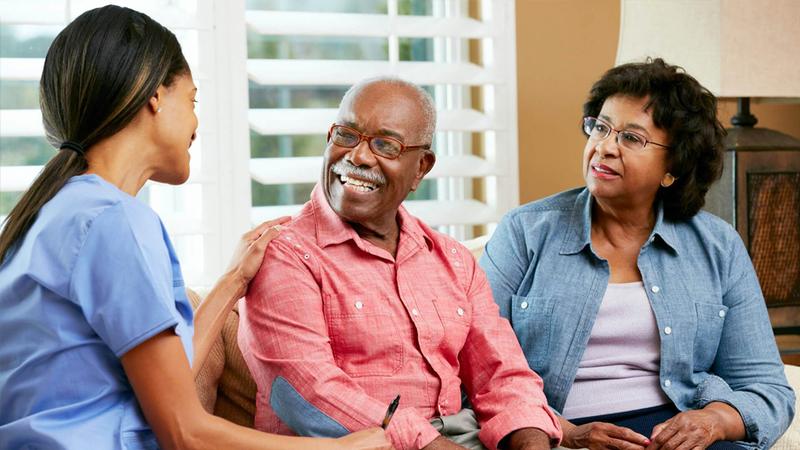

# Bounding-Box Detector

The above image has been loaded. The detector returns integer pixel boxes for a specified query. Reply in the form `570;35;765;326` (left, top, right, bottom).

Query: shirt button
451;248;457;254
457;307;464;317
355;301;363;309
651;285;660;293
412;308;419;316
520;301;529;309
664;379;672;387
719;310;726;318
664;326;672;335
303;253;310;260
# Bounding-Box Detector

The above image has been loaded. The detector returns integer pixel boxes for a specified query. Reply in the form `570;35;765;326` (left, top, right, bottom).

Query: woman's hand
333;427;394;450
647;403;745;450
225;216;291;298
563;421;650;450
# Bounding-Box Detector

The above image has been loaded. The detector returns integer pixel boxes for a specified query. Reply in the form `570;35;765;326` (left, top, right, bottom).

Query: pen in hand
381;395;401;429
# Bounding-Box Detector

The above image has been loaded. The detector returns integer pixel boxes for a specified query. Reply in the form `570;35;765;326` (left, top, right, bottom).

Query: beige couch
190;235;800;448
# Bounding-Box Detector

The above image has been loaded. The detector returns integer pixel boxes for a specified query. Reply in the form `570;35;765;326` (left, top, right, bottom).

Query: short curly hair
583;58;726;220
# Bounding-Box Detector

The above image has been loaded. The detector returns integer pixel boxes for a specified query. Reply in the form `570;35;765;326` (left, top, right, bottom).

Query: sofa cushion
772;364;800;449
188;289;256;427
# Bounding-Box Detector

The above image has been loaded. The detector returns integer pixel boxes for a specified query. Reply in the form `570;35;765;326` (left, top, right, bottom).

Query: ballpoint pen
381;395;401;429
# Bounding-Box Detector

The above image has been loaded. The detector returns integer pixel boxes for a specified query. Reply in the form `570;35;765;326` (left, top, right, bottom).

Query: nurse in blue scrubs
0;5;390;450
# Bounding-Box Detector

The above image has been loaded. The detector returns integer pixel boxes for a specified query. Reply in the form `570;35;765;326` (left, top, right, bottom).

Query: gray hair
338;76;437;145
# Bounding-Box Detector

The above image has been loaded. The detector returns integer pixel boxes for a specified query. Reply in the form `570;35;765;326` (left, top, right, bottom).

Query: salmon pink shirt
239;186;561;450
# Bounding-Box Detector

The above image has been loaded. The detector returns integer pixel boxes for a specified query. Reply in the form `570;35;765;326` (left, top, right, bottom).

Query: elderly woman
480;59;794;450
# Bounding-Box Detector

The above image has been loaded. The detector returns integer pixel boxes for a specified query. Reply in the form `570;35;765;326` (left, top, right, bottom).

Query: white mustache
331;160;386;186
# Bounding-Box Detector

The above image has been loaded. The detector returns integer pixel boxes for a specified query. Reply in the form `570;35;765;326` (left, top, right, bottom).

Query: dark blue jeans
571;404;745;450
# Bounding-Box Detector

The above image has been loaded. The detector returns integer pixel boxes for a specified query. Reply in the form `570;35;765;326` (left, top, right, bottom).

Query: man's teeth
340;175;377;191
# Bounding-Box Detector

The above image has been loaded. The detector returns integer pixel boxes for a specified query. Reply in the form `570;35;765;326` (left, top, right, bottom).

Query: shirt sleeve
239;238;440;450
479;211;530;321
695;231;795;449
69;202;178;357
459;249;562;450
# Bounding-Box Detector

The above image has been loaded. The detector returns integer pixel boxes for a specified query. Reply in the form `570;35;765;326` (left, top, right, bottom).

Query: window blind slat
0;165;214;193
250;154;496;185
0;58;44;80
246;10;489;38
248;60;496;86
249;108;496;135
0;110;44;137
0;165;41;192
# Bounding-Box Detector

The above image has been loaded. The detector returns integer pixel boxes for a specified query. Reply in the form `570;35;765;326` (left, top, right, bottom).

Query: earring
157;107;162;113
661;173;677;188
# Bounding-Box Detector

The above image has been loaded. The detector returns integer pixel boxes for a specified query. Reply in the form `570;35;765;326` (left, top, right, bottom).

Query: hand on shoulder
225;216;291;297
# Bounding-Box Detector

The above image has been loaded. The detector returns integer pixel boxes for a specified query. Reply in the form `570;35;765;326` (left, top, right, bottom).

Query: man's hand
421;436;468;449
646;403;745;450
505;427;551;450
562;422;649;450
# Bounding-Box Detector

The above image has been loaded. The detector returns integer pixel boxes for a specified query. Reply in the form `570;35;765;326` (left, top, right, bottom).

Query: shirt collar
559;188;680;256
311;184;434;253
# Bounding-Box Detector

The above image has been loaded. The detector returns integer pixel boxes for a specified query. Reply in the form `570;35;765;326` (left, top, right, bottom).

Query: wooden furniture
706;123;800;349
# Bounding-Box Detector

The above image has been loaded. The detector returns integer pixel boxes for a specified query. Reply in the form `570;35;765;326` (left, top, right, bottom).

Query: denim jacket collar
558;188;680;256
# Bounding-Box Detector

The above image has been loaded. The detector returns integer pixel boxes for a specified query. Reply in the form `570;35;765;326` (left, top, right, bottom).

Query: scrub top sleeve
69;203;179;357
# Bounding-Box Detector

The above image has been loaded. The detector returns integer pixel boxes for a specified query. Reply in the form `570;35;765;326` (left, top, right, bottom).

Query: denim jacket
479;187;794;449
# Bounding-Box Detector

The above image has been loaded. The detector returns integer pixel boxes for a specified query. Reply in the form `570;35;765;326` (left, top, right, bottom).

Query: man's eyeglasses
583;116;670;152
327;124;431;160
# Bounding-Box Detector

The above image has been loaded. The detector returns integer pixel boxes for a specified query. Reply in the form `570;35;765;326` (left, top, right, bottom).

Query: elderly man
239;78;561;450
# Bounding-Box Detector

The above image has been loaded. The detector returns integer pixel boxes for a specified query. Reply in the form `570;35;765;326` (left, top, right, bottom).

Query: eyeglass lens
332;126;402;158
584;117;647;151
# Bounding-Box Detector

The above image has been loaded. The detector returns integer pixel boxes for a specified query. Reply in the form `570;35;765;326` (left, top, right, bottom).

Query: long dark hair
0;5;189;262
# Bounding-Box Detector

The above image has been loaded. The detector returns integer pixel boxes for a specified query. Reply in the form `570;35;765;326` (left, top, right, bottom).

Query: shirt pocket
693;302;729;371
432;296;471;362
510;294;555;370
325;294;403;377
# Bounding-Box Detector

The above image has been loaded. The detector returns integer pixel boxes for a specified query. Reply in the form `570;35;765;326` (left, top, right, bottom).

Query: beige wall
515;0;800;205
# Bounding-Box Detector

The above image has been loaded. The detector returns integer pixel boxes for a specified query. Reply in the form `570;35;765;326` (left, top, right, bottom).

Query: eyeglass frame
582;116;671;151
327;123;431;160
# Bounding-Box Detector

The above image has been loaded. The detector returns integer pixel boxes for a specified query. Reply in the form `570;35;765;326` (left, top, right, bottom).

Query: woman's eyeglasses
583;116;670;152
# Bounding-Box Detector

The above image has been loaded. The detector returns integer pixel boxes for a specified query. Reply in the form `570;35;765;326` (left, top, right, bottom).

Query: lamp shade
616;0;800;98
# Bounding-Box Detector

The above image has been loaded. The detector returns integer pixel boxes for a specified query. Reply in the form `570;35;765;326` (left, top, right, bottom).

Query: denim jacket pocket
693;302;729;371
510;294;555;370
325;294;403;377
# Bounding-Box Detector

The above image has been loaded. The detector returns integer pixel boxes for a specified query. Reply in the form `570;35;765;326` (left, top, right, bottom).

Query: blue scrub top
0;174;194;449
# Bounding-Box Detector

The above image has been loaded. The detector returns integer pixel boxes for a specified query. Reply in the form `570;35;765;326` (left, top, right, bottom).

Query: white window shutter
246;0;519;238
